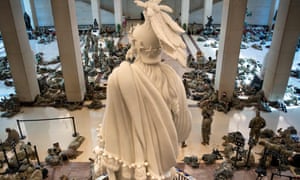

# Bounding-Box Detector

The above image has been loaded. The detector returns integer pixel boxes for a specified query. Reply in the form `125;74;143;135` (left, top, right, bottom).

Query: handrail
16;116;78;139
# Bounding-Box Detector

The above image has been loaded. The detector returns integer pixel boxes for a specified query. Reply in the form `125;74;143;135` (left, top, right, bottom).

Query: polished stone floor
1;28;300;179
1;91;300;179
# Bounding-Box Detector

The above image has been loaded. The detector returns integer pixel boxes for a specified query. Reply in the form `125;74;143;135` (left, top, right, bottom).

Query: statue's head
131;21;162;64
127;0;187;66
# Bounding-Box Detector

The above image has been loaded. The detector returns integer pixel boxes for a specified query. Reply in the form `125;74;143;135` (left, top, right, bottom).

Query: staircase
182;33;199;59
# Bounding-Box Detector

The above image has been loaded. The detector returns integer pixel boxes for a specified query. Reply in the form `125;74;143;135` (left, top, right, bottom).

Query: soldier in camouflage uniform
249;110;266;144
4;128;20;145
201;105;214;145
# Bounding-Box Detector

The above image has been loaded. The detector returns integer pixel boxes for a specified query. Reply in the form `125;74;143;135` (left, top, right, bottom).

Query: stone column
51;0;86;102
262;0;300;101
113;0;122;31
214;0;247;99
203;0;213;26
0;0;40;102
268;0;280;30
22;0;38;29
181;0;190;28
91;0;101;28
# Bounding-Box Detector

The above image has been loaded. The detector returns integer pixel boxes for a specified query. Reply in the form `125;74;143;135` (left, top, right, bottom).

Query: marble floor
1;29;300;179
1;99;300;178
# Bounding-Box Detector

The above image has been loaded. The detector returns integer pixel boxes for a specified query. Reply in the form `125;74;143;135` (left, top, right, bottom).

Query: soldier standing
249;110;266;144
183;79;190;98
201;104;214;145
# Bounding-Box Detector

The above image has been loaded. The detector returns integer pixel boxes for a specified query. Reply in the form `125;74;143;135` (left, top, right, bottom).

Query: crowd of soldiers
45;136;85;166
184;51;298;115
29;28;56;44
0;57;11;81
0;94;20;118
185;16;220;37
213;112;300;179
0;26;132;116
34;29;130;111
0;128;48;179
179;27;300;177
1;22;299;117
184;111;267;178
0;127;87;179
183;24;299;115
184;54;233;114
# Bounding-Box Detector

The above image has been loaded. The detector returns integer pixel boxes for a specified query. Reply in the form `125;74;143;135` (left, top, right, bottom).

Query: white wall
190;1;223;24
34;0;54;26
33;0;115;26
103;0;180;23
123;0;143;19
245;0;272;25
124;0;181;19
33;0;274;27
75;1;115;25
189;0;273;26
161;0;181;19
101;9;115;25
75;1;92;25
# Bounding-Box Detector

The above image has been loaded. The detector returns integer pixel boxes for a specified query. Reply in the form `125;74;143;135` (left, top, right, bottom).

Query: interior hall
0;0;300;179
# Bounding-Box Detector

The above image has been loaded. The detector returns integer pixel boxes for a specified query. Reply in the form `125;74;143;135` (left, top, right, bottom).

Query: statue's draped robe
98;61;191;179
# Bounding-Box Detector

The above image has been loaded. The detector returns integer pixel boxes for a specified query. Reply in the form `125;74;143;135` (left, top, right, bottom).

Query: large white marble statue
93;0;192;179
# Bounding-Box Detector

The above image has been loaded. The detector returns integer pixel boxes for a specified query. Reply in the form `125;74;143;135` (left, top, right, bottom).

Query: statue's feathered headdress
132;0;187;66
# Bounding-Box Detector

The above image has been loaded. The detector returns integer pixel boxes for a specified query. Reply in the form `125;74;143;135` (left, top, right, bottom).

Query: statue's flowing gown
95;61;191;179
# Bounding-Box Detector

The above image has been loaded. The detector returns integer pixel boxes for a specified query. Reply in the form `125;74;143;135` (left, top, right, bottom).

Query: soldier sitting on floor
4;128;20;146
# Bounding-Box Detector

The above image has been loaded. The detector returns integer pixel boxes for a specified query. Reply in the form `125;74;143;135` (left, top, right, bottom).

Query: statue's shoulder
116;61;132;77
109;61;131;78
108;61;134;90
